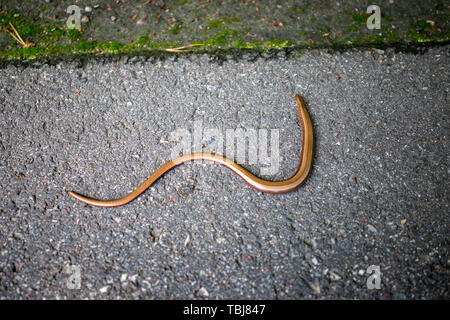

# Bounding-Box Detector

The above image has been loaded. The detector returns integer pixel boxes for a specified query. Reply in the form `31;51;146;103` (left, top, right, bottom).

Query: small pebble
308;281;320;295
184;233;190;246
366;224;377;233
306;238;317;250
136;12;148;25
99;286;110;293
129;274;138;284
198;287;209;297
329;271;342;281
85;6;92;12
13;233;23;240
150;228;161;238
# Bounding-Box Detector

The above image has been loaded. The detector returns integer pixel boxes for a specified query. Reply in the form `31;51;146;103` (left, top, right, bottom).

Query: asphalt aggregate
0;46;448;299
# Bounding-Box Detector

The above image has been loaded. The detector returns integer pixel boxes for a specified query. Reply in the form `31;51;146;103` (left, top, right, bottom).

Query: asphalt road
0;46;448;299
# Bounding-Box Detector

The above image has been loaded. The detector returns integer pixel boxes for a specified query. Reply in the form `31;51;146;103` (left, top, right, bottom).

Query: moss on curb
0;6;449;63
1;36;449;63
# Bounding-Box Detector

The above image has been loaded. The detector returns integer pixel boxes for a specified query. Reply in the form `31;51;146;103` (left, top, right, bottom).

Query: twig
4;22;35;48
163;43;204;52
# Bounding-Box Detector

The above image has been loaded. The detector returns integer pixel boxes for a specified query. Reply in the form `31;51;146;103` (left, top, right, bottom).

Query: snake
67;94;314;207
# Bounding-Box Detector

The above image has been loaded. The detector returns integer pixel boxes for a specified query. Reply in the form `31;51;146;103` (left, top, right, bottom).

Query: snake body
68;94;314;207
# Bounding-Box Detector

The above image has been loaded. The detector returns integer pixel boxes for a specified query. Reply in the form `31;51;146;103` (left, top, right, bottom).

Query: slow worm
68;94;314;207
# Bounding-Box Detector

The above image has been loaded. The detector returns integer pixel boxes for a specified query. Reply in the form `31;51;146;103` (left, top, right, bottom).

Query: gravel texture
0;46;449;299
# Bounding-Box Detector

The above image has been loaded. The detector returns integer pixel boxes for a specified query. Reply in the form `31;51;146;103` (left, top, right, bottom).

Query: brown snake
68;94;314;207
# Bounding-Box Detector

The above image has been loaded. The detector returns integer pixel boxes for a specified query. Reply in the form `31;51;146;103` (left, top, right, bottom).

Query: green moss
413;21;432;31
170;25;182;35
263;40;293;49
343;27;401;46
405;31;449;43
352;13;369;25
97;41;125;53
207;16;239;30
233;40;260;49
67;28;82;42
292;6;307;14
0;9;26;28
136;35;149;45
147;42;178;48
201;30;239;46
319;26;331;34
76;41;97;51
50;27;64;41
0;9;42;47
406;21;445;43
209;19;223;29
0;31;449;62
1;44;72;60
383;29;398;42
0;5;448;63
406;32;428;42
347;25;359;32
16;24;41;39
17;46;39;59
33;23;65;46
194;37;291;51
